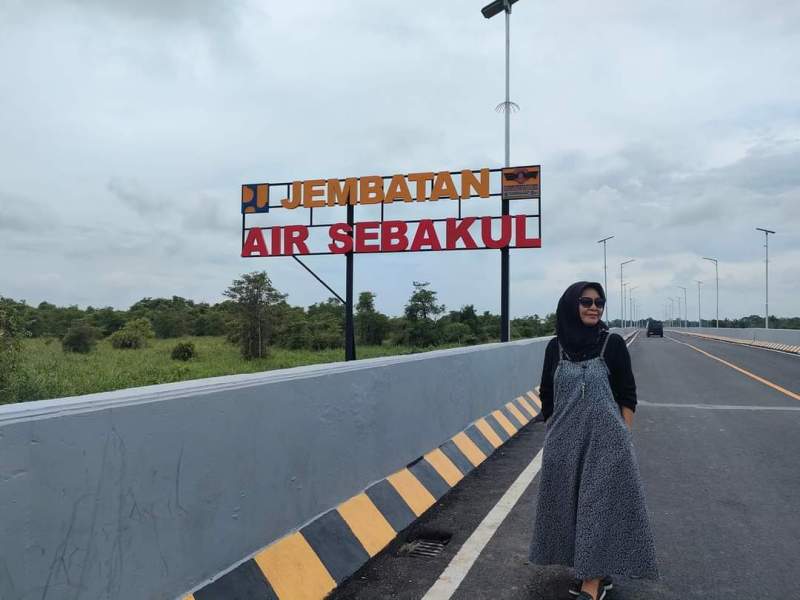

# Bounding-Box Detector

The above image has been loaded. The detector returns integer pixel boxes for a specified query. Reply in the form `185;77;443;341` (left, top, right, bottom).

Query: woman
529;281;659;600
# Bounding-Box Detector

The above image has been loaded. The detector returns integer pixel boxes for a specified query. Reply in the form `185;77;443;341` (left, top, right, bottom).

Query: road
328;331;800;600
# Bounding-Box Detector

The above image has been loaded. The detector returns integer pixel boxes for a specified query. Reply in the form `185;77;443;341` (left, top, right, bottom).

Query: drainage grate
398;531;452;558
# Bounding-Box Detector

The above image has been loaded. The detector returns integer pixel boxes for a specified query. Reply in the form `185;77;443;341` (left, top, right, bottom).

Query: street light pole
696;280;702;328
620;259;634;327
629;286;639;329
678;286;688;328
668;297;675;327
482;0;522;342
703;257;719;328
756;228;775;329
622;282;628;327
598;235;614;320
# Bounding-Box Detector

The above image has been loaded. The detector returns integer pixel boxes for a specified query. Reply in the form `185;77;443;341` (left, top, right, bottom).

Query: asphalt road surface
329;332;800;600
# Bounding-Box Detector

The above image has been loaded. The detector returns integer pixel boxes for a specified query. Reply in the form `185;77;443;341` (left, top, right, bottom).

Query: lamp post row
598;227;775;330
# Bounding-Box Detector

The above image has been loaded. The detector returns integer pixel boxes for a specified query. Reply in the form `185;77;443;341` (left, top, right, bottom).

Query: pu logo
501;166;540;200
241;184;269;213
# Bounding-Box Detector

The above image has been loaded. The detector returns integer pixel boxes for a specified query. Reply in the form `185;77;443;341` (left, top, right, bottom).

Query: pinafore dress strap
557;339;570;362
599;330;612;360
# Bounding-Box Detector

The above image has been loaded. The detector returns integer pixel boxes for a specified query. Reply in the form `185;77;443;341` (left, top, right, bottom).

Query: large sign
241;166;540;257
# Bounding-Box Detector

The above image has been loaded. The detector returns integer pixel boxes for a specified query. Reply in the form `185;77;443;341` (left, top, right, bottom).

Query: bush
61;323;101;353
110;317;155;349
109;330;144;349
171;342;197;361
0;306;27;403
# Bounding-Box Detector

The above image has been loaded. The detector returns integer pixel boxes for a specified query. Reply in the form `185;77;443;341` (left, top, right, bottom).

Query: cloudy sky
1;0;798;321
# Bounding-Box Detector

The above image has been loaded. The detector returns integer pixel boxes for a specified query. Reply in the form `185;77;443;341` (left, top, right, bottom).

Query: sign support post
345;203;356;360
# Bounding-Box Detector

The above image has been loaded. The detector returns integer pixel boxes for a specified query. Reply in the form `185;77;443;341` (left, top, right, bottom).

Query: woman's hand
621;406;634;431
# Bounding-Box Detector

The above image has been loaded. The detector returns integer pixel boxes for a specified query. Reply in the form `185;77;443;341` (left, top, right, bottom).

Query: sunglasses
578;297;606;309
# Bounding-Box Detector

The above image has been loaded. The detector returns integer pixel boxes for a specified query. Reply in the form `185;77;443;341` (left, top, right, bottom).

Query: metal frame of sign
239;165;541;361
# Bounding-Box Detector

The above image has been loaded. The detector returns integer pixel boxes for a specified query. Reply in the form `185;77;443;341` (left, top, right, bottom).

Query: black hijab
555;281;609;360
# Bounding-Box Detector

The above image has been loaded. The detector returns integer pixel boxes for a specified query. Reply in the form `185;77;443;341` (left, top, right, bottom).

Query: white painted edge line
625;330;640;347
421;448;544;600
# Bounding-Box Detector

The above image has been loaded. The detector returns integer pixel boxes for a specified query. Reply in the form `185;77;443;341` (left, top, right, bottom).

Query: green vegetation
10;336;421;403
171;341;197;361
109;317;156;349
223;271;286;359
0;272;556;404
61;323;101;353
0;305;27;403
3;272;797;406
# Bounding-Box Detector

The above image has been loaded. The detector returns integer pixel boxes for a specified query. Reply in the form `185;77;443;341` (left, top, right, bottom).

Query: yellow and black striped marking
185;390;542;600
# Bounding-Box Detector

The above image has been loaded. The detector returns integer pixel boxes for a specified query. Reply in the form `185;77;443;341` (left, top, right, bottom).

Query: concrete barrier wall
0;338;551;600
668;327;800;345
0;330;635;600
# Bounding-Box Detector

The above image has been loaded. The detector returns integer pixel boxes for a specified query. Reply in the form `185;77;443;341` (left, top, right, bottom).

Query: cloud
0;0;798;320
7;0;245;28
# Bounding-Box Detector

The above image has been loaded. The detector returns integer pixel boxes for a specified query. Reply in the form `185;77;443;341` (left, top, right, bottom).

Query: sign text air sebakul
240;166;541;257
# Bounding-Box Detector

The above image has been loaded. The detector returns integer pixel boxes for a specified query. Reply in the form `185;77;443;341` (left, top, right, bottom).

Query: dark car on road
647;320;663;337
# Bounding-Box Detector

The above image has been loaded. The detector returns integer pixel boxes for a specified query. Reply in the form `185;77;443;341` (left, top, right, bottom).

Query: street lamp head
755;227;776;234
481;0;519;18
597;235;615;244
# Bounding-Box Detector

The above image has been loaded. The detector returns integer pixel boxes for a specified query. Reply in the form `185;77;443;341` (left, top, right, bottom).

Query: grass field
7;337;430;404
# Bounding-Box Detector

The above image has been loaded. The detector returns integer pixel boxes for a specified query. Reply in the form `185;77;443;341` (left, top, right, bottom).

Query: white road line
421;448;544;600
625;330;640;347
637;400;800;411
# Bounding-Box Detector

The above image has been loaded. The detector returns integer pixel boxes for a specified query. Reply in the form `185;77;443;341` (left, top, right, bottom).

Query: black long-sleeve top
539;333;637;422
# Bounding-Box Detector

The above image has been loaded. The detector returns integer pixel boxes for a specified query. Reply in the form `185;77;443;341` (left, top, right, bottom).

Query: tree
275;305;311;350
477;310;501;342
403;282;445;347
62;322;101;353
442;321;474;345
86;307;127;337
129;296;195;338
223;272;287;359
511;313;554;339
0;302;28;403
355;291;389;346
307;298;345;349
109;317;156;349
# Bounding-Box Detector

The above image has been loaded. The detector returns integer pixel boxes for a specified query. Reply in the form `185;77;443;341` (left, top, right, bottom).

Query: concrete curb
181;390;545;600
671;330;800;355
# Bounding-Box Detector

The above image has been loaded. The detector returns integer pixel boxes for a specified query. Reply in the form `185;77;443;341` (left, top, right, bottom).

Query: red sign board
241;166;540;257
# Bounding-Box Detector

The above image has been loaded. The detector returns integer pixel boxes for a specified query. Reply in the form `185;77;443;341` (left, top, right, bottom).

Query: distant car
647;320;663;337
